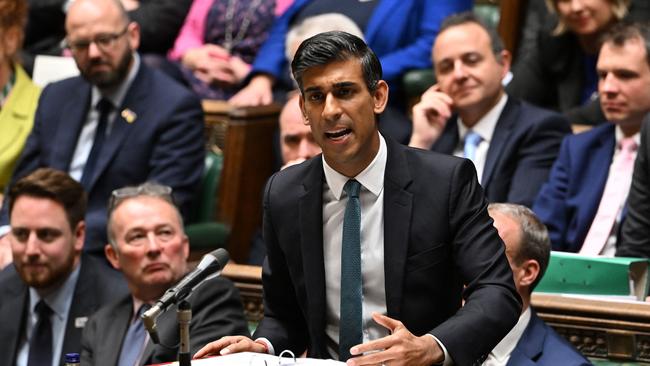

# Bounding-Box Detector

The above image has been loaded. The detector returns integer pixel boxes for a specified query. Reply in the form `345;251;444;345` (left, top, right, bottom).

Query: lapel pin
121;108;137;124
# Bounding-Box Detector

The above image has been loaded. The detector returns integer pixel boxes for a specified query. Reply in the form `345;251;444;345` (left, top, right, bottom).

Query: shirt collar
489;306;531;361
614;124;641;148
90;52;140;110
322;133;387;200
29;261;81;321
457;93;508;143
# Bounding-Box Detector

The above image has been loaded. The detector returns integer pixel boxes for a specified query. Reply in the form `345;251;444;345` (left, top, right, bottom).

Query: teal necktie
463;131;482;162
339;179;362;361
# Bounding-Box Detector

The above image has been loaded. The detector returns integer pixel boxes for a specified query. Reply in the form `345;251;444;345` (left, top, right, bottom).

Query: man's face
433;23;509;116
597;37;650;126
106;196;189;301
280;95;321;167
299;59;388;177
490;210;526;296
10;196;84;290
65;0;140;90
556;0;614;36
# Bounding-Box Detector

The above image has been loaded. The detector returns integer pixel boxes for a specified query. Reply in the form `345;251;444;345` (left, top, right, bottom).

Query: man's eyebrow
304;86;322;93
333;81;356;88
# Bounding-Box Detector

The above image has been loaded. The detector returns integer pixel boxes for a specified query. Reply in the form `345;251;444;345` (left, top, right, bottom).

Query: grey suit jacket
80;276;250;365
0;255;128;365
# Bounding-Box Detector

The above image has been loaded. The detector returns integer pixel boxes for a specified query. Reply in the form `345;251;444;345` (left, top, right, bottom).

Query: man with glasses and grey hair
486;203;590;366
0;0;204;265
80;182;249;365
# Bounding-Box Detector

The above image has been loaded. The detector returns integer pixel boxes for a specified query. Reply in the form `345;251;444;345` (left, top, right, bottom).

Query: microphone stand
177;300;192;366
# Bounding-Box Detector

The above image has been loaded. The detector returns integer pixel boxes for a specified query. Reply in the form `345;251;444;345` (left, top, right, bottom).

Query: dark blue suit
431;97;571;207
0;62;205;254
507;311;591;366
533;124;616;252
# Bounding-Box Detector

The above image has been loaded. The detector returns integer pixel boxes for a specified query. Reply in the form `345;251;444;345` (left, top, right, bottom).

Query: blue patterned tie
339;179;362;361
27;300;53;366
118;304;150;366
463;131;482;163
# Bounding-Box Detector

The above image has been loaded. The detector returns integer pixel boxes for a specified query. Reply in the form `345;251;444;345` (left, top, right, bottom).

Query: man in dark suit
0;168;128;366
0;0;204;258
409;12;570;208
535;22;650;255
81;182;249;365
195;31;521;366
488;203;591;366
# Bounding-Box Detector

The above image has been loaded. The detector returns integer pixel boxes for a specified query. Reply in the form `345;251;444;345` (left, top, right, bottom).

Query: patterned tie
118;304;150;366
463;131;482;163
80;98;113;190
581;137;638;255
27;300;53;366
339;179;362;361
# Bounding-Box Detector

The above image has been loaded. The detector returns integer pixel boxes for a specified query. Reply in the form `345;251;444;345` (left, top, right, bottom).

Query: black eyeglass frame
63;26;129;53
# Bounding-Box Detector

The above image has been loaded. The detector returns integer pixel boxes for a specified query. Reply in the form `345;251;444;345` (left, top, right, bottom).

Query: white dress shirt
482;307;531;366
454;94;508;184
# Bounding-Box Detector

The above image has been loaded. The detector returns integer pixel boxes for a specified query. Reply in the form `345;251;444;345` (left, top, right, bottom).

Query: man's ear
74;221;86;252
105;243;121;270
299;95;309;125
518;259;540;289
372;80;389;114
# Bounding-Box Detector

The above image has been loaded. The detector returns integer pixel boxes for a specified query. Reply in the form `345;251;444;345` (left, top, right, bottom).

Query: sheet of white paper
161;352;345;365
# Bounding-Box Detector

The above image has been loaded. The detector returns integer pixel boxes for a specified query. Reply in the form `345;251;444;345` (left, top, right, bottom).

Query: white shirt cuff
427;334;453;366
0;225;10;237
254;337;275;355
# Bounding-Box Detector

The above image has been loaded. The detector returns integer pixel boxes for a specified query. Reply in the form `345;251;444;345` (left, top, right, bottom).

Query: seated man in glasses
0;0;204;265
81;182;249;365
0;168;128;366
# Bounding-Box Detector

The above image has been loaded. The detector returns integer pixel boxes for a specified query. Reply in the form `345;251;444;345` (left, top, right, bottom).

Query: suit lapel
106;298;133;366
383;138;413;318
298;158;327;349
431;117;459;155
86;65;149;190
581;126;616;233
0;276;28;366
482;98;517;187
506;312;546;366
51;81;91;171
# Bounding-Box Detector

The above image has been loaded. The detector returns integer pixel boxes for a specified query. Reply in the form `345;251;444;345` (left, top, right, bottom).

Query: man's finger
372;313;402;332
194;336;247;358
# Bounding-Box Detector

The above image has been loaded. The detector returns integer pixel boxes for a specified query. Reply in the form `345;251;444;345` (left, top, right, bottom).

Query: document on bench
155;352;346;365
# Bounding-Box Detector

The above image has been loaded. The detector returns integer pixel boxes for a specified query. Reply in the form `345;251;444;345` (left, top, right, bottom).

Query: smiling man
0;0;204;261
195;31;521;366
0;168;127;366
80;182;249;365
535;21;650;255
409;12;570;208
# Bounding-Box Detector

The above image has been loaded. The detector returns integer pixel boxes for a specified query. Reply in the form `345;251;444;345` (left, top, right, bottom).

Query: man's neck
459;90;504;128
617;119;643;138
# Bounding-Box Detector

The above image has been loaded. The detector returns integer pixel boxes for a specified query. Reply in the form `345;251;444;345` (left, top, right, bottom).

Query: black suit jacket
617;117;650;258
0;62;205;254
431;97;570;207
0;255;128;366
80;276;250;365
254;136;521;366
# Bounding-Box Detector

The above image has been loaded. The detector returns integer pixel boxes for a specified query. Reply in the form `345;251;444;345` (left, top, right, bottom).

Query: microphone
142;248;229;344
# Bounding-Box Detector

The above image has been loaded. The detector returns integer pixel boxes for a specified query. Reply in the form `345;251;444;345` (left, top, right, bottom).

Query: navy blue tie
80;98;112;190
339;179;362;361
27;300;53;366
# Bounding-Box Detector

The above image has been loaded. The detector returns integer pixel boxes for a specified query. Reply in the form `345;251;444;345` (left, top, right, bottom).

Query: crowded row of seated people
0;0;650;365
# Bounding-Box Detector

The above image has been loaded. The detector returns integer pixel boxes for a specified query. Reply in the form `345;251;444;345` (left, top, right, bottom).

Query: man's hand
194;336;267;359
346;313;444;366
409;85;454;150
228;75;274;107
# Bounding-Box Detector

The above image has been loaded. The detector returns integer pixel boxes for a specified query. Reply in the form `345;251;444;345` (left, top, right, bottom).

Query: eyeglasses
64;27;128;53
108;183;174;214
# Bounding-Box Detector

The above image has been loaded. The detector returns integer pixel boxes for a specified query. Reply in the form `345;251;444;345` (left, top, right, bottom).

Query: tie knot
465;131;482;146
34;300;52;317
344;180;361;199
620;137;638;153
96;98;113;114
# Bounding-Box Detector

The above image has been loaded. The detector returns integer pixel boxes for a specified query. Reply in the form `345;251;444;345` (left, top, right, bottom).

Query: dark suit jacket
0;62;205;254
506;311;591;366
80;276;249;365
618;118;650;258
533;124;616;252
255;136;521;366
431;97;570;208
0;255;128;366
129;0;193;54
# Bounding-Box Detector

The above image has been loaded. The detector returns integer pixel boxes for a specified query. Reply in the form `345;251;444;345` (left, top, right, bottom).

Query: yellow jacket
0;64;41;190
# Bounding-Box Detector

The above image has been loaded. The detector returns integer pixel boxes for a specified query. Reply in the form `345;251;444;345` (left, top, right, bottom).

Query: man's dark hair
8;168;87;230
600;21;650;67
439;11;505;61
291;30;382;93
488;203;551;293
